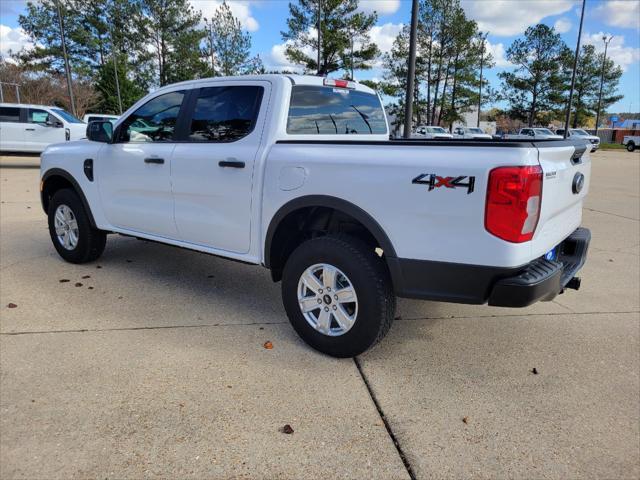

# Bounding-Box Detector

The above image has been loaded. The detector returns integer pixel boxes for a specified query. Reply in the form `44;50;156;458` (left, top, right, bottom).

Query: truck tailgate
533;143;590;258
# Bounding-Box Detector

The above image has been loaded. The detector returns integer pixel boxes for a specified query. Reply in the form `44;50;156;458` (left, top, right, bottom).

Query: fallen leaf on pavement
7;303;17;308
75;282;83;287
531;367;538;374
281;424;294;434
59;279;70;283
96;265;102;269
82;275;91;279
263;341;273;349
462;416;469;424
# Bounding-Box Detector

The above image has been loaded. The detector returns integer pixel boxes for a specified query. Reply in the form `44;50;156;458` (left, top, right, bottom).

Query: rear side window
187;86;263;142
0;107;20;122
287;86;387;135
118;91;185;143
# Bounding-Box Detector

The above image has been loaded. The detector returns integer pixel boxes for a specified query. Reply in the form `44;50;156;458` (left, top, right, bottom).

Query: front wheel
627;142;636;152
48;188;106;264
281;234;395;358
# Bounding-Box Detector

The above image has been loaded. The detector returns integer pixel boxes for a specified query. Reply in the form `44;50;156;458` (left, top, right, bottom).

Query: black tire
281;234;395;358
48;188;106;264
627;142;635;152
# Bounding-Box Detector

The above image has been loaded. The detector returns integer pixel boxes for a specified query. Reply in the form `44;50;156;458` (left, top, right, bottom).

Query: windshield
51;108;84;124
534;128;554;135
468;128;483;134
571;129;589;136
429;127;447;133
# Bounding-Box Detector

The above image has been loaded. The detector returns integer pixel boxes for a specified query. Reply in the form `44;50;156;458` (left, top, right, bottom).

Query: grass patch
600;143;626;150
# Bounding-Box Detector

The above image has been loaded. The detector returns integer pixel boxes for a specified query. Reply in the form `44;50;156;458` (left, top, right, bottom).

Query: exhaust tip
566;277;581;291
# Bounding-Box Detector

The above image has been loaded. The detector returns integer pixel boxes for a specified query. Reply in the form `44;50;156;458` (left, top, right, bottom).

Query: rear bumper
389;227;591;307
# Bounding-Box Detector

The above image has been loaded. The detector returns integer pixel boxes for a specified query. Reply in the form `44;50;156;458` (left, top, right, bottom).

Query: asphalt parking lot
1;150;638;479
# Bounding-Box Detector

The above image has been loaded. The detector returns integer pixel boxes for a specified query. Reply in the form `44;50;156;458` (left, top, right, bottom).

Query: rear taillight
485;165;543;243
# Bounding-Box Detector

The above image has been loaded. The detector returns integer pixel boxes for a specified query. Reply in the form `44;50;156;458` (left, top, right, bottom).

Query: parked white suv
452;126;492;140
39;75;591;357
83;113;120;124
415;125;453;139
0;103;86;153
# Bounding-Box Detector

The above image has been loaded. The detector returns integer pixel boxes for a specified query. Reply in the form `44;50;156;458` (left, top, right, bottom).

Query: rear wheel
281;234;395;358
627;142;636;152
48;189;106;263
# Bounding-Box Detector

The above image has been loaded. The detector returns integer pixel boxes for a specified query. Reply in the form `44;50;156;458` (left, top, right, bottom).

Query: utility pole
477;32;488;128
403;0;419;139
563;0;585;138
317;0;322;75
594;35;613;135
56;0;76;117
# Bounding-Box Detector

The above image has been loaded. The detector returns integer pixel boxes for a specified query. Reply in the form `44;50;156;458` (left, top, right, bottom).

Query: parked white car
555;129;600;152
414;125;453;139
0;103;86;153
39;75;591;357
452;126;492;140
83;113;120;124
622;135;639;152
506;128;563;140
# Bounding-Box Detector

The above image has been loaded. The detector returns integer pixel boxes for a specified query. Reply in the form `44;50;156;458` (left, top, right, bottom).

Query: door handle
25;128;35;131
218;160;245;168
144;157;165;164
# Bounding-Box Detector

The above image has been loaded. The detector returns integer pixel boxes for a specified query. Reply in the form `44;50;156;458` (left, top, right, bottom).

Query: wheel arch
41;168;97;228
264;195;397;281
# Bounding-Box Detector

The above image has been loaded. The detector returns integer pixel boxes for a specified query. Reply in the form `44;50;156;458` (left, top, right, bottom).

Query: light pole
594;35;613;135
55;0;76;117
403;0;419;139
477;32;488;128
109;28;123;115
563;0;585;138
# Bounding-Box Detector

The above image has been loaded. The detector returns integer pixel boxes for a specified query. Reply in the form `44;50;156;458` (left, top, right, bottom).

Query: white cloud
460;0;577;36
190;0;259;32
0;25;33;60
554;18;572;34
594;0;640;30
583;32;640;72
358;0;401;15
485;39;511;68
369;22;403;54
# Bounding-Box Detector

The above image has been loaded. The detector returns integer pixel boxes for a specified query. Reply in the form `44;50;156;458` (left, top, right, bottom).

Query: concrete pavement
1;150;638;479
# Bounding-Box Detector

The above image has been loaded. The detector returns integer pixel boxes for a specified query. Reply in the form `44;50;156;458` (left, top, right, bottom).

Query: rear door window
186;86;263;142
0;107;20;122
287;85;387;135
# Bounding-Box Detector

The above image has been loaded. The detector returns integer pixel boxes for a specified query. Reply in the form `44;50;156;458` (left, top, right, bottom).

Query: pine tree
281;0;379;76
204;2;263;77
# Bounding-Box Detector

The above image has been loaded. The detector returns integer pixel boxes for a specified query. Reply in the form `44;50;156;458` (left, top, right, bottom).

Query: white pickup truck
623;135;639;152
505;128;563;140
39;75;591;357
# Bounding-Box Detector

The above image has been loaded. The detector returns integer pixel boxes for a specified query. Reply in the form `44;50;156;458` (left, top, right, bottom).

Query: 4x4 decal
412;174;475;194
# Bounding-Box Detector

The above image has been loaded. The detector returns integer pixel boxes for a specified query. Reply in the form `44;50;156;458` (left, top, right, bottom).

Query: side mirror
46;119;63;128
87;120;113;143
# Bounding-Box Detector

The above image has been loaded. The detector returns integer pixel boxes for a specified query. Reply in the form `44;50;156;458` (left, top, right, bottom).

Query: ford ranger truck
39;75;591;358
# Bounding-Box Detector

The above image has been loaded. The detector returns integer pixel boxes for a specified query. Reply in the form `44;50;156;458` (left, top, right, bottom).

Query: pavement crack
398;310;640;322
1;320;288;336
353;356;417;480
584;207;639;222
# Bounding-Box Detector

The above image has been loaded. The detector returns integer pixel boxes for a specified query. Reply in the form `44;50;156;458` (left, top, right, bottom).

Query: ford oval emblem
572;172;585;194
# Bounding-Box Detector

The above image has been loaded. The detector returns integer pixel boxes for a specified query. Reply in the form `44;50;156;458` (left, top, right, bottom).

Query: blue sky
1;0;638;113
